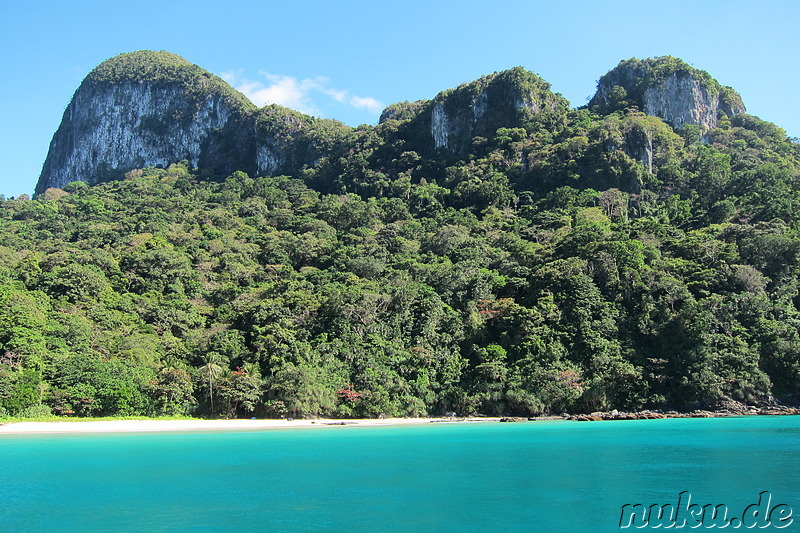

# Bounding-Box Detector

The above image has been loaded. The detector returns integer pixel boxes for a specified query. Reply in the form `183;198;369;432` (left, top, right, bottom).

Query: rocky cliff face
35;51;350;195
379;67;569;155
252;105;351;177
641;72;719;129
36;51;256;195
38;81;237;193
589;57;746;130
429;67;569;153
37;52;752;196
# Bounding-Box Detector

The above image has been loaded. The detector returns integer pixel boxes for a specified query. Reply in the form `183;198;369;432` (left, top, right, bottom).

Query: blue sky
1;0;798;198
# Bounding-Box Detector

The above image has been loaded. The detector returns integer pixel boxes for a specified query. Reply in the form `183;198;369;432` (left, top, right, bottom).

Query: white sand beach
0;417;501;435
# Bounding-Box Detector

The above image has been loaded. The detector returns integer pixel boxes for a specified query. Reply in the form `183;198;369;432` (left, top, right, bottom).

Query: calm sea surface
0;416;798;532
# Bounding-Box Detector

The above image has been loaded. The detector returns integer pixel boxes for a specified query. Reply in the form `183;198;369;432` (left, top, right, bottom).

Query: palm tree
200;352;225;415
241;361;262;380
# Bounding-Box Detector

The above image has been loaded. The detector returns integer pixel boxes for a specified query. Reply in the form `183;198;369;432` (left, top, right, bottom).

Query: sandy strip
0;417;500;435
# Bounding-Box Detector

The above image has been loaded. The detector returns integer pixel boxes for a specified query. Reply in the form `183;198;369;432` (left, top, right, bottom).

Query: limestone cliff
589;57;745;130
36;51;255;195
35;51;351;195
379;67;569;155
37;52;754;197
37;54;571;195
429;67;569;153
253;105;351;176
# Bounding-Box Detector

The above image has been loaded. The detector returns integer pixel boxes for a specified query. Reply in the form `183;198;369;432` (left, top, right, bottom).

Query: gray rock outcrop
379;67;569;155
38;81;238;193
36;51;255;195
36;52;752;197
590;56;746;130
35;51;350;195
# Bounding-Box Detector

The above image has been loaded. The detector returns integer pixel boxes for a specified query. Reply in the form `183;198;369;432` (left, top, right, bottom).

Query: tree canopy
3;74;800;419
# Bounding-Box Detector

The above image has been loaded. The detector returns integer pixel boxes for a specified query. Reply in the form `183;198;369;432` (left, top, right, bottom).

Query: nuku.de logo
619;491;793;529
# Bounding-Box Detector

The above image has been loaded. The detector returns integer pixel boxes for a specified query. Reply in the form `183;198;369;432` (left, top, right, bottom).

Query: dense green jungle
2;54;800;419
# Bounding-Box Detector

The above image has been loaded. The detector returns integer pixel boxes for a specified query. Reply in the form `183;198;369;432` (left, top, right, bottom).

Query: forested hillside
2;55;800;419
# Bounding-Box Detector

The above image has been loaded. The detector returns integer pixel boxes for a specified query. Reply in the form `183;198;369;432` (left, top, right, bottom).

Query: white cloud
349;95;384;113
319;86;348;103
220;69;383;118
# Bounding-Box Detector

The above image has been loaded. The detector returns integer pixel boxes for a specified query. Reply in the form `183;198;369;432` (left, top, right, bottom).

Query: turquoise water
0;416;798;532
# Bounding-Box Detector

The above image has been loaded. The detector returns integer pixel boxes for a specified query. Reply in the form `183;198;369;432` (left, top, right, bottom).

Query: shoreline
538;404;800;422
0;417;502;435
0;406;798;435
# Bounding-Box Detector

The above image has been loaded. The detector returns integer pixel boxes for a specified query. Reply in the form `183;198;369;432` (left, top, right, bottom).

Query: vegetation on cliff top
86;50;255;113
590;56;744;116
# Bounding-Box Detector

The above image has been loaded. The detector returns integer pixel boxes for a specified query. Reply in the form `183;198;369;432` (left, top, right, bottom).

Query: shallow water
0;416;798;532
